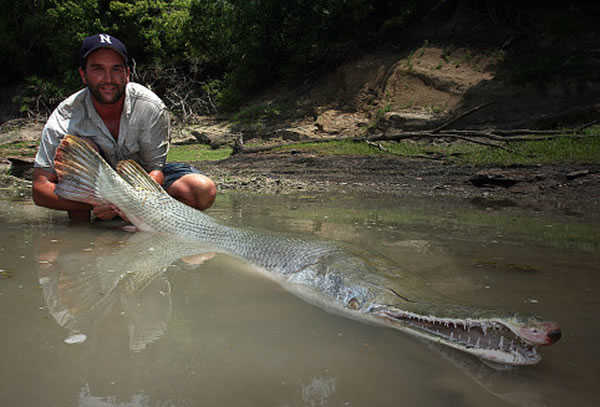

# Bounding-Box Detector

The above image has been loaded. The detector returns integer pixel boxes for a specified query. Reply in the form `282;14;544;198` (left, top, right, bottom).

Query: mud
199;151;600;216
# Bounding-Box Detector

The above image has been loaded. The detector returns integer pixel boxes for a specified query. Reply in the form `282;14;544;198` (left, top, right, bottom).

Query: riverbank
1;120;599;218
197;149;600;214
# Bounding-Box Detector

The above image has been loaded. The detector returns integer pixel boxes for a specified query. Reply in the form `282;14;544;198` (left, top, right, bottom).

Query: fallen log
230;104;599;155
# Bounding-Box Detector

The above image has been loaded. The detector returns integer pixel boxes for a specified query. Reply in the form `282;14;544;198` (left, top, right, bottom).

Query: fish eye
347;297;360;310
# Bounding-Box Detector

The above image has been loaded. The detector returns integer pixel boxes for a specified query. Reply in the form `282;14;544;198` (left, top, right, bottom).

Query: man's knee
167;174;216;210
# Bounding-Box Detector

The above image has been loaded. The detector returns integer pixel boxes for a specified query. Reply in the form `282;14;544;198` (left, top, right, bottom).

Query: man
33;34;216;222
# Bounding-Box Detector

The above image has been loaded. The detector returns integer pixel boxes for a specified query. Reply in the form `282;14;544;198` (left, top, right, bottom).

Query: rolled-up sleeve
34;116;66;172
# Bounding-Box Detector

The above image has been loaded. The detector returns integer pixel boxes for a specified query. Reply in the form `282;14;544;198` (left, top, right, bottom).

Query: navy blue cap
80;34;129;68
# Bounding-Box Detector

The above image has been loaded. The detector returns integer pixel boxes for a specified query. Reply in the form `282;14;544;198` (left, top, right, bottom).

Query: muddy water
0;193;599;407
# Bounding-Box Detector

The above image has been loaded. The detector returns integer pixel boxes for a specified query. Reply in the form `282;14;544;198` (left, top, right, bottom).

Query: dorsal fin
116;160;168;195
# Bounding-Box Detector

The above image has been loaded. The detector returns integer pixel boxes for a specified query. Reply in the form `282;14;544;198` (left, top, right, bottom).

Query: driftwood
231;103;600;155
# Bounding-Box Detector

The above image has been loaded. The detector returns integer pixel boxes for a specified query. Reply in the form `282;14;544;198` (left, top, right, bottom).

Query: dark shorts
162;162;203;191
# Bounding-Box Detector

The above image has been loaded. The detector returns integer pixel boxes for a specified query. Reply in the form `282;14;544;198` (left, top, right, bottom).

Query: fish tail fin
116;160;168;195
54;134;113;206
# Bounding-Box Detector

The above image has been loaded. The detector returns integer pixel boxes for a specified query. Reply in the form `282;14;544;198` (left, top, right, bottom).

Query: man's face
79;48;130;105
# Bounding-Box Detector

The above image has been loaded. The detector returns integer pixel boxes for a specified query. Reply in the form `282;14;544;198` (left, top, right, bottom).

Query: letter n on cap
99;34;112;44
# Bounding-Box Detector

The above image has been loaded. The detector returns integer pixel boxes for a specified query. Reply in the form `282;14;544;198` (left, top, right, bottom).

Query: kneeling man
33;34;216;222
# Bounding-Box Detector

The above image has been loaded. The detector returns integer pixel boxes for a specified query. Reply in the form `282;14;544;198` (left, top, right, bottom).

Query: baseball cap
80;34;129;68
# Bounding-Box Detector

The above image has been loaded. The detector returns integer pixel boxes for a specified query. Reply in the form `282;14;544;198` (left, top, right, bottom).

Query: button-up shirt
34;82;169;173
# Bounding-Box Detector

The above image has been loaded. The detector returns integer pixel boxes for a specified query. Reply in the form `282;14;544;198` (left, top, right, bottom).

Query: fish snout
518;321;562;346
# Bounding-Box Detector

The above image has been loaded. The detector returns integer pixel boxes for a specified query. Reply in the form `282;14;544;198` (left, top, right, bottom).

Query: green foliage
109;0;192;65
0;0;424;113
44;0;110;66
13;74;79;118
184;0;235;72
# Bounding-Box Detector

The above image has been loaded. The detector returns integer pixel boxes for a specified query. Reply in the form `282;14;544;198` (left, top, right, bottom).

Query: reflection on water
39;232;216;352
0;194;599;406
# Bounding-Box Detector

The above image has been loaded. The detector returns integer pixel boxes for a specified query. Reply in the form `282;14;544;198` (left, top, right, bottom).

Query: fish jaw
367;304;561;366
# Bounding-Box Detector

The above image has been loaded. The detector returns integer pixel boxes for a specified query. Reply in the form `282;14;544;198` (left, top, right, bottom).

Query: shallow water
0;193;599;407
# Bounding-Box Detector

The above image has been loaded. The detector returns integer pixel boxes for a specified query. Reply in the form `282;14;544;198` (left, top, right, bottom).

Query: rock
0;158;10;173
382;111;437;130
566;169;590;180
190;130;212;145
170;128;199;144
273;125;317;141
315;109;369;136
176;122;238;148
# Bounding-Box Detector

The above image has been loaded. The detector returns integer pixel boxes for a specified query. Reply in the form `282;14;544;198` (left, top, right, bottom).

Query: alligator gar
53;134;561;366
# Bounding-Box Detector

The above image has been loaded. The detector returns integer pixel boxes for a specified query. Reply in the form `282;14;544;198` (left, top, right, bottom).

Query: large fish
53;134;561;366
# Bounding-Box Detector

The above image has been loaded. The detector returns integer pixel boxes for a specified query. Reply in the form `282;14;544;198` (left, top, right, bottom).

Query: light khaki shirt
34;82;169;173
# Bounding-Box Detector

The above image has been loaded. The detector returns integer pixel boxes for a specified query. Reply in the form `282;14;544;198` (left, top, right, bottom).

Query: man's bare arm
32;168;93;221
32;168;93;211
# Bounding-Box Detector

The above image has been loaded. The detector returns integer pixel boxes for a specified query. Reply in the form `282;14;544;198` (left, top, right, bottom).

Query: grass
113;126;600;167
448;136;600;166
166;129;600;166
273;129;600;166
0;141;38;157
167;144;232;162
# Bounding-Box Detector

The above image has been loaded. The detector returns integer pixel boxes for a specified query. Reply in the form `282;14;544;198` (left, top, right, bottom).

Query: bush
13;73;81;119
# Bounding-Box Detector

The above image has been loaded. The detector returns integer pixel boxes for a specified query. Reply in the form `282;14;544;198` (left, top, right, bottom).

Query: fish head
364;301;561;366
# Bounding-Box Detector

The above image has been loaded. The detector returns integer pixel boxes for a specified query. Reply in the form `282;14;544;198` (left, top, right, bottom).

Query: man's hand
92;204;119;220
92;204;130;222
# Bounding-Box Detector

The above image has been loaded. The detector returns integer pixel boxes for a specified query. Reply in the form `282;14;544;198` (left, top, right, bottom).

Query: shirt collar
123;82;132;118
